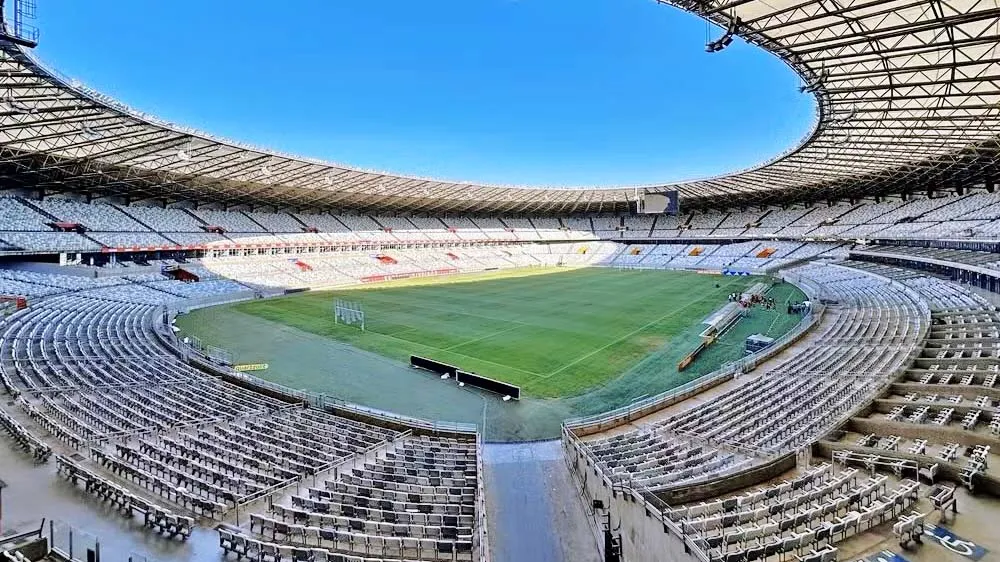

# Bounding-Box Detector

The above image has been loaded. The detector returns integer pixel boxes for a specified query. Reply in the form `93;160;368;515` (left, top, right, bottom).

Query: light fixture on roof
79;121;100;139
705;17;741;53
3;89;33;114
833;106;856;122
176;140;195;162
800;68;829;94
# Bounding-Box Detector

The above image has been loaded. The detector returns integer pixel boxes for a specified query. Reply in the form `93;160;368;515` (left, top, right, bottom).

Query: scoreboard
637;190;680;215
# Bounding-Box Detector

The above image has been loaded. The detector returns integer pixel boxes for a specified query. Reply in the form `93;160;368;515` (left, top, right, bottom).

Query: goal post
334;299;365;331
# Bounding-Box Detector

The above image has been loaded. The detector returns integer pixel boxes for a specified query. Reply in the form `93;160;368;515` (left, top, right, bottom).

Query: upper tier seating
88;232;176;248
35;199;150;231
293;213;350;232
0;232;102;252
0;197;55;230
245;211;304;233
6;195;1000;258
190;209;267;233
920;192;1000;221
117;205;207;232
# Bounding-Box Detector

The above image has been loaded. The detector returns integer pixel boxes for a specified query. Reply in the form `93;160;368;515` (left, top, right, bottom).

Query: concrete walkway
483;441;600;562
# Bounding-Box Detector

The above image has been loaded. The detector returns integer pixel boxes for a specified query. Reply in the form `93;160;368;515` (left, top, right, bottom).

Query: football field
222;267;801;398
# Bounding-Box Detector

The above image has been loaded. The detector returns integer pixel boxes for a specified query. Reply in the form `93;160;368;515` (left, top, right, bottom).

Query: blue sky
30;0;815;187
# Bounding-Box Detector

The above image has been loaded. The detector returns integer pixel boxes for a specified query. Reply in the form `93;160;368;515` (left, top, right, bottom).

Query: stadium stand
570;263;929;490
17;195;1000;259
0;280;490;561
814;261;1000;495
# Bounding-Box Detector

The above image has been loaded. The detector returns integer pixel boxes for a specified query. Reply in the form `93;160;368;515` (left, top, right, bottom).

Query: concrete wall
567;372;735;437
814;439;1000;496
175;291;257;311
186;345;479;440
562;432;707;562
848;417;1000;450
893;382;1000;401
655;453;796;505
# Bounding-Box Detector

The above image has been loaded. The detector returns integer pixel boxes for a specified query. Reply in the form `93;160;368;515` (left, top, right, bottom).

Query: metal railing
49;520;100;562
563;303;824;431
475;434;491;562
189;348;478;434
561;427;713;562
166;303;479;434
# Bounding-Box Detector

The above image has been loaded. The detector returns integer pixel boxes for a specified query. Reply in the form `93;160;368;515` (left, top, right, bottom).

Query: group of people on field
728;292;777;310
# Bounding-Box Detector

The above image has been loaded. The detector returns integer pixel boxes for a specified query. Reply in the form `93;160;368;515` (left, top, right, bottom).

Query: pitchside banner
410;356;521;400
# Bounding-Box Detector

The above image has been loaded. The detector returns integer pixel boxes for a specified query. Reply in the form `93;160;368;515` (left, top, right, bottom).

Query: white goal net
334;299;365;331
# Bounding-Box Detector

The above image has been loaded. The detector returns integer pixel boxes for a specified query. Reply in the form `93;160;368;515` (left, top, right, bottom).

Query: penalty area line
369;330;547;379
539;290;722;379
441;323;526;352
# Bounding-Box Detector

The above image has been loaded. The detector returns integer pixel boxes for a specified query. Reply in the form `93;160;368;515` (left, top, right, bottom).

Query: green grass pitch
230;267;787;398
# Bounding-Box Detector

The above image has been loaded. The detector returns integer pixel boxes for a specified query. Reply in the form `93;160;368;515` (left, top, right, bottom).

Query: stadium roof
0;0;998;215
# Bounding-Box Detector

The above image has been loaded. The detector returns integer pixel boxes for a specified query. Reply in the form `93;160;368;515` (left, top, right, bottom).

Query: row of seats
0;403;50;462
0;274;486;561
605;242;850;273
254;435;479;561
674;460;921;562
56;455;194;539
819;261;1000;495
580;262;929;490
9;192;1000;255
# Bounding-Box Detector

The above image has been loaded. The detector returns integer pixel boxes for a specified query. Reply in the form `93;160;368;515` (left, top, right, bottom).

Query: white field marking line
441;323;527;352
349;271;742;381
370;329;547;379
764;310;782;336
336;266;569;292
349;292;533;327
539;289;724;379
384;326;419;338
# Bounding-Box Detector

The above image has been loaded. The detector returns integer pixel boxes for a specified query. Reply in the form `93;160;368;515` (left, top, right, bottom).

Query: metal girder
0;0;998;215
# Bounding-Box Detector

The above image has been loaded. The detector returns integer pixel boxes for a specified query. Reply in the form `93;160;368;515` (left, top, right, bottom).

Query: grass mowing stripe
370;328;547;378
442;323;528;352
226;268;788;397
339;291;533;328
541;284;722;378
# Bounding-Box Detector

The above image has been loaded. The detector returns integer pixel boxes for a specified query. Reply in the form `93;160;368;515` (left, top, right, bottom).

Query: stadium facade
1;0;998;213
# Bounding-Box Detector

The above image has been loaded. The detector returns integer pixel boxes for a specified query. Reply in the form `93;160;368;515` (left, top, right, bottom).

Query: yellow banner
233;363;269;372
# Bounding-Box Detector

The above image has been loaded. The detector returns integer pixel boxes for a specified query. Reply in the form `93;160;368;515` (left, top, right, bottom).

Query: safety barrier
563;303;823;434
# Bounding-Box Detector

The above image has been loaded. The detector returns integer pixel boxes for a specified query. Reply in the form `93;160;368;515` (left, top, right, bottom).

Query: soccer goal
334;299;365;331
